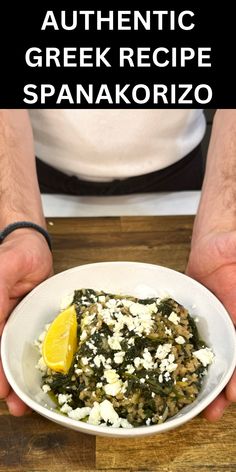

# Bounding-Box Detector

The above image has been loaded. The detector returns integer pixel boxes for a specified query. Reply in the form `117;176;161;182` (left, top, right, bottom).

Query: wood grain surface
0;216;235;472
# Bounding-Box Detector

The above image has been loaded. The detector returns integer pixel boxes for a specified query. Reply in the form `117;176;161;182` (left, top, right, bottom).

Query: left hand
186;230;236;421
0;229;53;415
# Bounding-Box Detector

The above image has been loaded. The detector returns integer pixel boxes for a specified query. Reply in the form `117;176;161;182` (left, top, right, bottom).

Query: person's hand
0;229;53;415
186;230;236;421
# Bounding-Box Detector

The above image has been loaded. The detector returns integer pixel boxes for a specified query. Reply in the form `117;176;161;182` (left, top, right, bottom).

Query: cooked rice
36;289;214;428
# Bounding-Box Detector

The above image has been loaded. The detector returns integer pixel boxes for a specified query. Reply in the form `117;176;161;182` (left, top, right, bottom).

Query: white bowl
1;262;236;437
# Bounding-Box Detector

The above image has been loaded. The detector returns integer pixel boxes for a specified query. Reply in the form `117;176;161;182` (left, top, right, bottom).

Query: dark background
0;3;233;108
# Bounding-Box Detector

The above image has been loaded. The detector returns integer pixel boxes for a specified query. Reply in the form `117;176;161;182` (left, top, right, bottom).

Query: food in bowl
35;288;214;428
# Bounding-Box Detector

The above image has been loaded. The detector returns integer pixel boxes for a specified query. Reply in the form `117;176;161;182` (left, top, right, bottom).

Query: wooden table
0;216;235;472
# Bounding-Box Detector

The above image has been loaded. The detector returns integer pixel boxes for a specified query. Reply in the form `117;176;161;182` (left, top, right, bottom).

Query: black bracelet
0;221;52;251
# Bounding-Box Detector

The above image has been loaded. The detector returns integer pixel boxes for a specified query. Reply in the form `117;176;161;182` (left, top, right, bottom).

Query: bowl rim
1;261;236;436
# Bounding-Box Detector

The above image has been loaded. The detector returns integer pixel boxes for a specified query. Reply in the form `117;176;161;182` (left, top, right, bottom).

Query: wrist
191;224;236;251
0;221;52;251
0;213;46;231
2;227;46;242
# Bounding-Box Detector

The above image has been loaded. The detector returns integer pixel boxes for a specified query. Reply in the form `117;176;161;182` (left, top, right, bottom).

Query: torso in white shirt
29;109;205;182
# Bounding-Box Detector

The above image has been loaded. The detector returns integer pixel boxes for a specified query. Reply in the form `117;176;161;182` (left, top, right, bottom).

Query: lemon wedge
42;305;77;373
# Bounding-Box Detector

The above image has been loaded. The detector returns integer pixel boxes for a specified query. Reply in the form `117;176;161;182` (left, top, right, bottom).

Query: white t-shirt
29;109;205;182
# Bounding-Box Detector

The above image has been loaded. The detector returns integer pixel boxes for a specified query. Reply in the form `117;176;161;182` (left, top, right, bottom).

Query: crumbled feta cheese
103;381;122;396
60;403;72;414
42;384;51;393
182;377;188;382
58;394;72;405
127;337;135;346
129;303;155;335
84;313;96;325
80;330;87;341
168;354;175;364
175;336;185;344
164;371;171;381
100;399;119;424
94;354;106;368
36;357;48;373
98;295;106;303
106;299;117;308
103;370;122;396
193;348;214;367
159;374;163;383
114;351;125;364
166;363;177;373
121;299;133;308
86;341;97;354
104;369;120;384
100;416;133;429
151;392;155;398
134;350;156;370
149;303;158;313
134;357;142;368
140;378;145;384
155;343;172;360
122;314;135;332
108;335;123;350
165;327;172;336
168;312;180;325
142;348;155;369
101;309;115;326
146;418;151;426
125;364;135;374
96;382;103;388
81;357;89;366
68;407;91;421
88;402;102;425
93;355;101;368
75;368;83;376
121;380;128;394
120;418;133;429
159;353;177;374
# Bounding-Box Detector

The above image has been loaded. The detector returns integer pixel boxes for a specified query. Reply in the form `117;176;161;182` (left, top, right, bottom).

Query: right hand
0;229;53;415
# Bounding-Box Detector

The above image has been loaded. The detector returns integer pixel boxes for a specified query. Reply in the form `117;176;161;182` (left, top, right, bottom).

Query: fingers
6;390;31;416
202;392;231;422
201;370;236;422
0;359;11;399
0;357;31;416
225;369;236;402
1;352;30;416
